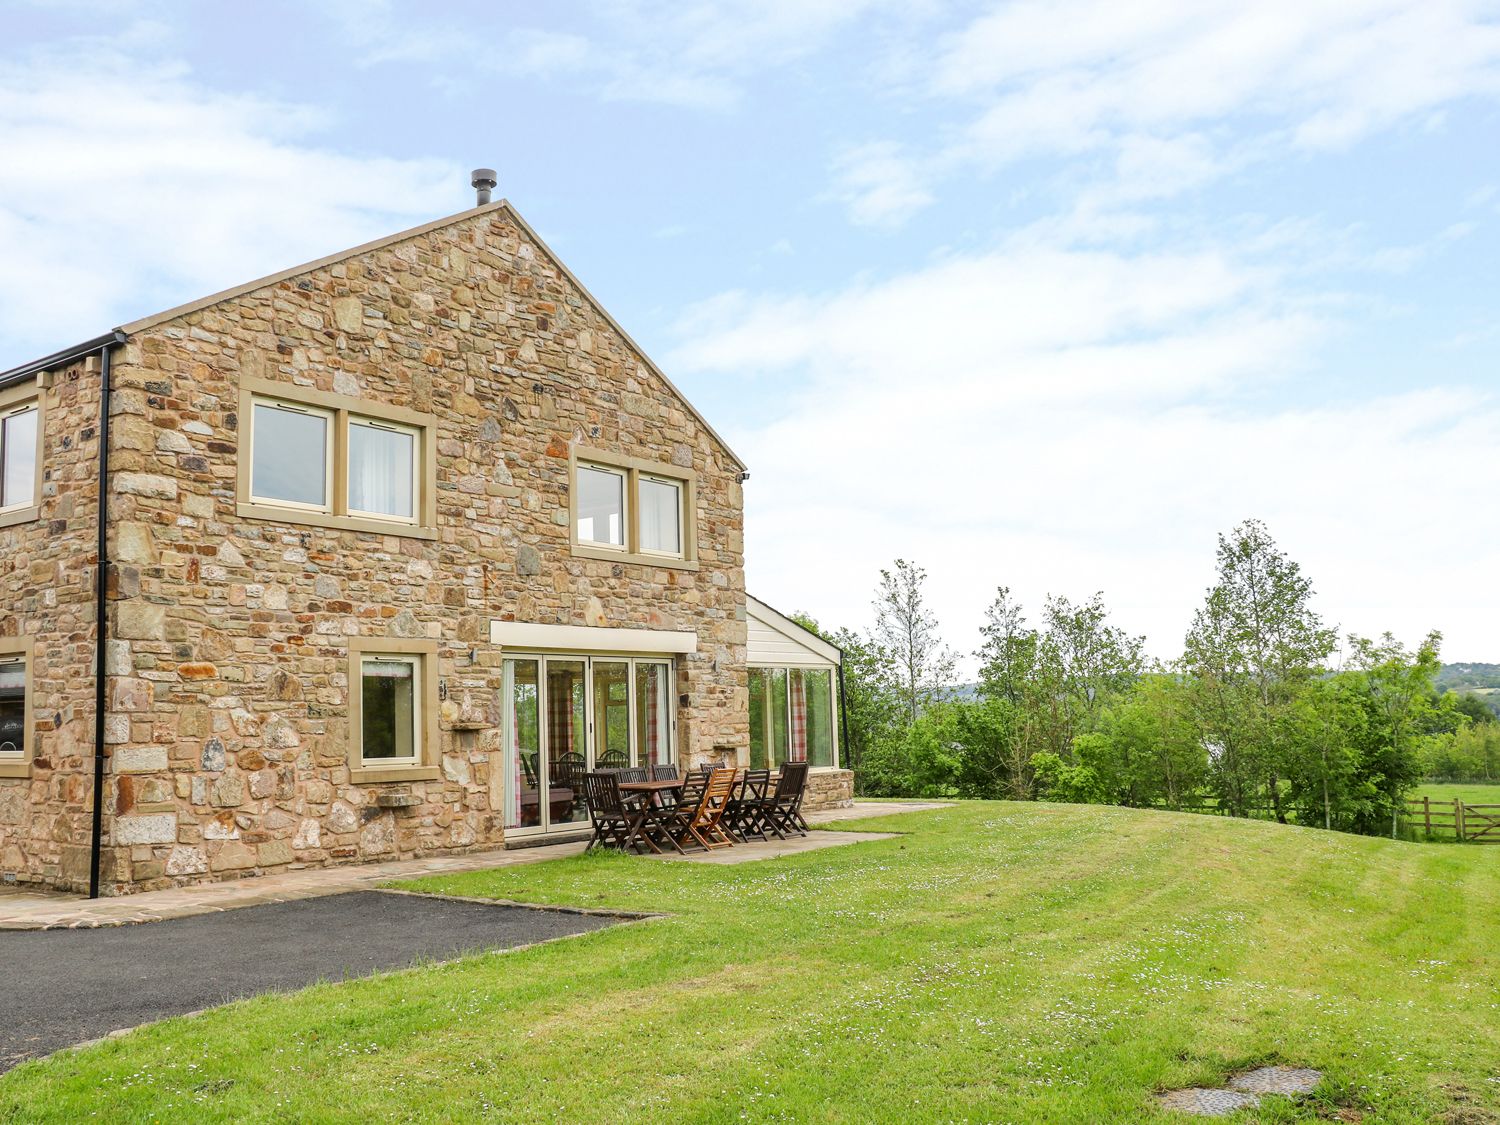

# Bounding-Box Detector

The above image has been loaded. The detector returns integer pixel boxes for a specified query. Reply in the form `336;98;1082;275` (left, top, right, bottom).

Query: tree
1183;520;1336;821
1345;631;1443;834
1037;592;1147;748
872;560;957;725
824;626;904;794
977;587;1033;705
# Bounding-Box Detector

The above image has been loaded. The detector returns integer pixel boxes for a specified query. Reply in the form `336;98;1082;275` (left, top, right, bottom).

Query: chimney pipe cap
470;168;498;206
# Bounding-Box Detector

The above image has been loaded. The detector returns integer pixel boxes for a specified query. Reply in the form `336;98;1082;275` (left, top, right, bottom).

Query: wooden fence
1403;798;1500;843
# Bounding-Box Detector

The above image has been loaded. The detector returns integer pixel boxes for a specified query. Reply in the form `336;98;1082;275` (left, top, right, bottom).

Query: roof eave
0;330;127;389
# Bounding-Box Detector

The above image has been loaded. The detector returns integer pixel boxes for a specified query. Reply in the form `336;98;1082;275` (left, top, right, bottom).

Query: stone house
0;189;852;896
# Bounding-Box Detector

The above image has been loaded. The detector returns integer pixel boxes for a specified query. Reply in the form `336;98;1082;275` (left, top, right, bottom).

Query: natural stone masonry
0;358;104;891
0;202;771;895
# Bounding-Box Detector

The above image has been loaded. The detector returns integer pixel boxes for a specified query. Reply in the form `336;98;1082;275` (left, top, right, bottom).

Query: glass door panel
593;660;631;768
748;668;767;769
770;668;790;766
636;662;672;768
501;659;541;830
546;659;589;826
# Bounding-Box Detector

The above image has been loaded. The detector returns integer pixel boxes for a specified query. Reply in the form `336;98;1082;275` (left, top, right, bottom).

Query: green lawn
1413;781;1500;805
3;803;1498;1122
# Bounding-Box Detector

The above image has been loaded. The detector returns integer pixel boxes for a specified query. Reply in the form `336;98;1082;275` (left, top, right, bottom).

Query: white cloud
672;237;1500;665
338;0;907;110
833;0;1500;226
0;50;459;367
828;141;936;226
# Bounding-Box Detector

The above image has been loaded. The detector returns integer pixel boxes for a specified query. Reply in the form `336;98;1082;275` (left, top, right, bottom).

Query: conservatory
746;596;844;772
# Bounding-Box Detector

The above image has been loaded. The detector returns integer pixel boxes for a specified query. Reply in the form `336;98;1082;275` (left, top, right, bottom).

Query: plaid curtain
789;670;808;763
548;671;574;757
643;667;660;766
507;693;523;827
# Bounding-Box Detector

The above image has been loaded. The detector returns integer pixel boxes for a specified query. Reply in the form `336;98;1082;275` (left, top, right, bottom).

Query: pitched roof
1;200;745;470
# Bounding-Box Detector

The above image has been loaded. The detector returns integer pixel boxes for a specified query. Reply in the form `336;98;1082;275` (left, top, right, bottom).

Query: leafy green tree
873;560;957;725
823;625;905;796
1183;520;1337;821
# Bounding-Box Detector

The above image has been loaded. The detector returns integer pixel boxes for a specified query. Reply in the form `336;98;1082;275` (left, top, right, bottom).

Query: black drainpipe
837;662;851;774
89;336;123;898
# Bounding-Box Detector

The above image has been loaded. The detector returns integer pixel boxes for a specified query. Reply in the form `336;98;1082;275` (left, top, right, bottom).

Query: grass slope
2;803;1497;1123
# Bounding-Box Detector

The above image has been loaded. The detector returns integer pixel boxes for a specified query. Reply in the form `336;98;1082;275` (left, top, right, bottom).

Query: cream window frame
347;637;440;783
0;636;34;780
748;664;841;771
346;415;422;525
247;398;335;514
637;474;684;558
575;462;629;550
0;380;43;530
567;446;698;572
237;378;438;539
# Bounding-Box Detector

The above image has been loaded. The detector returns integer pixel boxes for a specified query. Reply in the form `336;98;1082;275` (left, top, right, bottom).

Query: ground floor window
360;655;419;765
0;638;31;778
749;666;836;770
347;638;438;781
501;654;675;832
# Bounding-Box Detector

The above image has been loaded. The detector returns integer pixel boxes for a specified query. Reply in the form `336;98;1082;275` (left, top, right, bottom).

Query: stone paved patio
0;801;947;930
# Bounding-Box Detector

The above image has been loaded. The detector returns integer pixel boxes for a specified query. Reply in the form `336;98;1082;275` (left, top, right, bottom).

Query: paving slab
0;890;626;1073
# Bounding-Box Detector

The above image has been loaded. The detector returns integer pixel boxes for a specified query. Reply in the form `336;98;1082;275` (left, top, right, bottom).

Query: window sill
570;543;699;572
0;759;32;779
0;506;39;531
350;764;441;784
237;502;438;541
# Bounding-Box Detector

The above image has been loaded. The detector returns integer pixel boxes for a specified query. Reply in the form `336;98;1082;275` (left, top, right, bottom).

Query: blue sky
5;1;1499;665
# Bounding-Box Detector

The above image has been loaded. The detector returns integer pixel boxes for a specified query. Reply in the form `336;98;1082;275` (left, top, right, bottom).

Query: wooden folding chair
726;768;772;840
670;766;738;851
582;771;659;854
765;761;810;838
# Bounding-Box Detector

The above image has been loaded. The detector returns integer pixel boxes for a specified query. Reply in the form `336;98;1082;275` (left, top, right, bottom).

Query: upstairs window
576;464;626;547
638;475;682;555
238;379;435;538
250;400;332;511
0;399;39;513
569;449;695;568
348;417;417;522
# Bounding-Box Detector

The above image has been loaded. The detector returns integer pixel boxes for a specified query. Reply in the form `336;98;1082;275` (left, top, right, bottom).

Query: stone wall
96;204;748;893
0;358;103;892
802;769;854;812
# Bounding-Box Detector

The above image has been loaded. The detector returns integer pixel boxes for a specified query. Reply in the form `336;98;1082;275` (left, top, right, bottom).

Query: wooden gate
1404;798;1500;843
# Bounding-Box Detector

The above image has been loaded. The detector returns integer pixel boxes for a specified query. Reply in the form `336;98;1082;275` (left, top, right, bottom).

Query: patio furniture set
582;762;812;854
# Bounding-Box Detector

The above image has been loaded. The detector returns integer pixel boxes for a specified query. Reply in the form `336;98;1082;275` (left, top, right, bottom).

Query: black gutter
87;333;126;898
837;662;852;773
0;332;125;392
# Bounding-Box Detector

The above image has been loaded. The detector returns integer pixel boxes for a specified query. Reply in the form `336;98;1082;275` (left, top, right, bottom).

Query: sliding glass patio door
500;654;675;834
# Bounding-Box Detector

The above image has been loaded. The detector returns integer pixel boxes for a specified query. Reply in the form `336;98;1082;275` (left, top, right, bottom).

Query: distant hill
1436;664;1500;694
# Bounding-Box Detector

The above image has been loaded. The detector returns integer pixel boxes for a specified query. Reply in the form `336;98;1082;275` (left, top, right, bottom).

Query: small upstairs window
250;400;332;511
348;417;417;522
576;463;627;547
638;475;682;555
1;400;39;513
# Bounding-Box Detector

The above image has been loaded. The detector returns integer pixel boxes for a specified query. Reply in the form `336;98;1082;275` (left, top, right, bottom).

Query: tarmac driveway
0;890;622;1072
